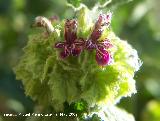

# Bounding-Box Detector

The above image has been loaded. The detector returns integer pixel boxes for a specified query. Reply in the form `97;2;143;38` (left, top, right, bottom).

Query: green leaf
67;0;82;8
66;0;133;9
107;0;133;9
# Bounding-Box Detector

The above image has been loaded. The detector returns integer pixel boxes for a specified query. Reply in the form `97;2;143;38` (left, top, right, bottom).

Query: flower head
85;12;113;66
55;19;84;58
54;12;113;66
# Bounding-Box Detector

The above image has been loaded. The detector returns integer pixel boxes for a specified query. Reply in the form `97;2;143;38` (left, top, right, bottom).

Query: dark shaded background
0;0;160;121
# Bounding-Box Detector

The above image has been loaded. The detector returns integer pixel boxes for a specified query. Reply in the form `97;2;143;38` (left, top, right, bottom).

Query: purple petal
71;48;82;56
74;38;84;46
90;29;103;41
96;49;112;66
106;12;112;23
89;13;112;42
60;50;70;59
103;39;112;48
97;39;112;49
85;39;97;50
55;42;65;48
97;13;112;27
65;19;77;43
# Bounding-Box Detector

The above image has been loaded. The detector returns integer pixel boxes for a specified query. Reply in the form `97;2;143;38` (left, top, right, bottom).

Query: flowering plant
14;5;141;121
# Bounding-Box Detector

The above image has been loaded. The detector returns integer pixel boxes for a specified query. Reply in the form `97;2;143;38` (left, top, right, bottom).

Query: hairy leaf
14;6;141;116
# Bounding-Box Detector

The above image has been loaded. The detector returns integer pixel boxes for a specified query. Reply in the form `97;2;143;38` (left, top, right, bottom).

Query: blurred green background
0;0;160;121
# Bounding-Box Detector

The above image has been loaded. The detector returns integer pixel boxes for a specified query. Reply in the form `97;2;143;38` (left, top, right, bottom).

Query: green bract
14;6;141;118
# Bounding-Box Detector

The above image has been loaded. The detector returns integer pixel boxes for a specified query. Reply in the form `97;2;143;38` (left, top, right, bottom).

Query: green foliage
66;0;132;8
67;0;82;7
107;0;132;8
14;6;141;121
142;100;160;121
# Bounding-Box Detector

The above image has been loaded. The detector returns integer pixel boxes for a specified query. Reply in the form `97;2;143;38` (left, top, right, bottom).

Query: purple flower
54;12;113;66
55;19;84;58
86;38;112;50
86;38;113;66
85;12;113;66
